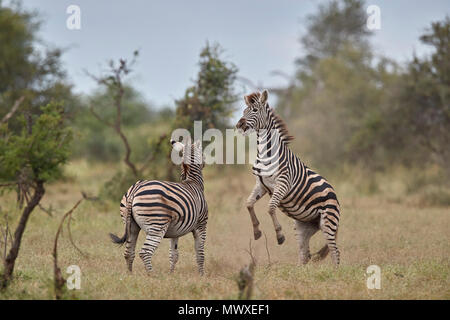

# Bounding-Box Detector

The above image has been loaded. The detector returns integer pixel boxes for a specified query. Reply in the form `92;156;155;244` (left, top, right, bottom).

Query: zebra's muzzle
236;118;249;132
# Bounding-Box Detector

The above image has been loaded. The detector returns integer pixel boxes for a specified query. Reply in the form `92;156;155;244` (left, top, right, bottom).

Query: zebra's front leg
268;182;289;245
169;238;179;273
139;223;169;274
246;182;267;240
192;223;207;276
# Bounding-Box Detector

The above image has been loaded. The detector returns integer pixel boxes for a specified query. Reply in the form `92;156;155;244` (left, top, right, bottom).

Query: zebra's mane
269;108;294;145
246;92;260;105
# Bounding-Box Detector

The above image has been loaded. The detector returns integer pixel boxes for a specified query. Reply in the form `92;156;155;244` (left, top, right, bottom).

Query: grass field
0;160;449;299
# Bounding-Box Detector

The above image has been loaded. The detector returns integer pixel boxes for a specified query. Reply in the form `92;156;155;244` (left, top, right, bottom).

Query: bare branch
0;183;16;188
263;231;271;266
67;213;88;258
89;105;114;128
116;128;139;177
53;198;84;299
238;239;257;300
81;191;100;202
38;204;54;217
140;134;167;172
87;53;141;178
1;96;24;125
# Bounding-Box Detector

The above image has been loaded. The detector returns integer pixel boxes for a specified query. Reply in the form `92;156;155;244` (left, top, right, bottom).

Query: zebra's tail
109;232;127;245
311;226;339;262
109;187;135;246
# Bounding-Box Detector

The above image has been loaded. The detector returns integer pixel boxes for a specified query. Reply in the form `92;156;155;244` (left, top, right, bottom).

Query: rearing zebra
109;139;208;275
236;90;341;265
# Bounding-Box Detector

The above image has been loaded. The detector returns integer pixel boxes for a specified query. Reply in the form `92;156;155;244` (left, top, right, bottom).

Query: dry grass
0;161;449;299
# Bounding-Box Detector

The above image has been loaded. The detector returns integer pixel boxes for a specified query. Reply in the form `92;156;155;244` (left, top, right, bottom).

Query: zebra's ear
260;89;269;105
185;136;192;147
194;140;202;150
244;95;252;106
244;92;260;106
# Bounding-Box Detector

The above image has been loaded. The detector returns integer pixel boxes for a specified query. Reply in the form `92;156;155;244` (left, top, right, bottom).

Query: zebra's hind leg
169;238;179;273
311;245;329;262
124;218;140;272
192;223;207;276
294;220;319;265
139;223;169;274
319;211;340;266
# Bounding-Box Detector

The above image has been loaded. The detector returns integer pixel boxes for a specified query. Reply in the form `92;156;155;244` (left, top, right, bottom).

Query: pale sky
13;0;450;108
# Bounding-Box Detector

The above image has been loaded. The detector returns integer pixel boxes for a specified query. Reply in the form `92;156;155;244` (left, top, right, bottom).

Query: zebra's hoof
277;235;285;245
254;230;262;240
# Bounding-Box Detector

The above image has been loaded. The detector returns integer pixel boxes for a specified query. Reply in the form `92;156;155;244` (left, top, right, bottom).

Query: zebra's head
171;139;205;181
236;90;270;135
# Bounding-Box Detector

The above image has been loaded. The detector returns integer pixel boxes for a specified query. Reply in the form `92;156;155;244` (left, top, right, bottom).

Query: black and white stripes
109;140;208;274
236;90;341;265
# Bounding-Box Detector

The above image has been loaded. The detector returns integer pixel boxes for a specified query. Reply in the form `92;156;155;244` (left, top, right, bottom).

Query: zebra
236;90;341;265
109;139;208;275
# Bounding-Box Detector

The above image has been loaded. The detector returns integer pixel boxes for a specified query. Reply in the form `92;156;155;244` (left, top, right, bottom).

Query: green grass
0;161;449;299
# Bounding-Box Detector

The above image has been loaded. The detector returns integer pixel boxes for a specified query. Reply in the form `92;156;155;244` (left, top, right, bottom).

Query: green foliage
72;85;160;162
175;42;238;133
0;102;72;184
297;0;371;70
0;4;38;96
397;17;450;166
89;85;155;127
0;3;76;132
276;1;449;183
284;42;400;170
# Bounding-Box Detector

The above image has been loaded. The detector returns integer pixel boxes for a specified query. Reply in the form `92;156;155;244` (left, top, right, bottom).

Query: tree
275;0;388;169
0;3;75;127
277;0;374;119
399;17;450;167
87;53;171;200
0;102;72;288
72;85;156;162
297;0;371;71
276;1;449;177
175;42;238;133
87;52;142;177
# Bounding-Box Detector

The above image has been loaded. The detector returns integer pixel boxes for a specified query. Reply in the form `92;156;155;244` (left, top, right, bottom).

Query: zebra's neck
184;168;204;191
254;109;292;175
257;109;291;156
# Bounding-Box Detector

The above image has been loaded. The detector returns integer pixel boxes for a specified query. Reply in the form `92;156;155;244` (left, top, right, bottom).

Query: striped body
237;90;341;265
254;134;339;223
110;140;208;274
122;180;207;239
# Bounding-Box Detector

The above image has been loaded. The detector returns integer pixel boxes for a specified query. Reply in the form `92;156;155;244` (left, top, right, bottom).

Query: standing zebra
109;139;208;275
236;90;341;265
